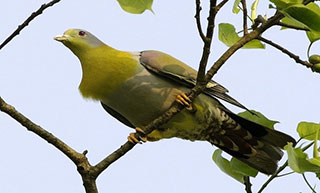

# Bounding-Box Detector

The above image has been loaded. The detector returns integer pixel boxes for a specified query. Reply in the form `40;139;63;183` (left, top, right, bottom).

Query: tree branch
0;97;99;193
91;102;185;177
258;36;313;68
0;0;61;50
196;0;217;84
195;0;206;42
0;97;83;164
241;0;248;35
205;13;284;81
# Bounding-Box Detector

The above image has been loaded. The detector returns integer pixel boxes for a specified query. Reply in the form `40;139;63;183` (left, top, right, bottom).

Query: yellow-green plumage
55;29;296;174
79;46;140;100
57;29;140;100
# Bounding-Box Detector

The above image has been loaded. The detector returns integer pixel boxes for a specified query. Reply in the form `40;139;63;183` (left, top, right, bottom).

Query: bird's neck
77;45;140;101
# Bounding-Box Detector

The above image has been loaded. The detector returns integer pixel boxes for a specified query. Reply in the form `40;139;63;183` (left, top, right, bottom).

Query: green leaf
297;122;320;140
218;23;265;49
230;158;258;177
245;39;265;48
281;16;308;30
285;143;320;173
232;0;242;14
213;149;245;183
307;30;320;43
282;3;320;32
238;110;279;129
212;149;257;183
251;0;260;19
270;0;303;9
219;23;240;47
117;0;153;14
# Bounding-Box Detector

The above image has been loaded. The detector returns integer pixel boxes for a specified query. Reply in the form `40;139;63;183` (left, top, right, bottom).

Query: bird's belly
103;73;187;126
102;69;221;141
147;95;220;142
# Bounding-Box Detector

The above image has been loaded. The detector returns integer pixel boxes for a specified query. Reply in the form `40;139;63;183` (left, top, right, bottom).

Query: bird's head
54;29;104;55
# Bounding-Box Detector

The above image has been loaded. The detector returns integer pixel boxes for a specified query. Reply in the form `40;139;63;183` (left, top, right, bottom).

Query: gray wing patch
101;102;135;128
139;50;250;111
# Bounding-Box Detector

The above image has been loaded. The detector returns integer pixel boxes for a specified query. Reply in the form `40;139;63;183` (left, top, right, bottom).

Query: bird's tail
209;109;296;174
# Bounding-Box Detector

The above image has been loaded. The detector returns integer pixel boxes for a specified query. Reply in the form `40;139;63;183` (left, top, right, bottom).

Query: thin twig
196;0;217;84
205;13;285;81
0;97;98;193
244;176;253;193
275;21;310;31
241;0;248;35
302;173;317;193
195;0;206;42
257;142;314;193
217;0;229;9
0;0;61;50
276;171;294;178
258;36;313;68
257;161;289;193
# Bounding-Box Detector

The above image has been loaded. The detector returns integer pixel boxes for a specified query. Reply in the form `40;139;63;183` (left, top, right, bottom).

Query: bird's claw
135;127;146;135
127;127;147;144
176;93;192;106
176;93;196;112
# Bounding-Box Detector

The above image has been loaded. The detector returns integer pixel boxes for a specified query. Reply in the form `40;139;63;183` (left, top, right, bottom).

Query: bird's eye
78;31;86;37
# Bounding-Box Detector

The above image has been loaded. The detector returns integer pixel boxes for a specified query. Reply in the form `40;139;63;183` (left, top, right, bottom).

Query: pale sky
1;0;319;193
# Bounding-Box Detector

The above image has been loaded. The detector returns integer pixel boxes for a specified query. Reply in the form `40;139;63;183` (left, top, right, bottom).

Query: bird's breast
78;49;141;100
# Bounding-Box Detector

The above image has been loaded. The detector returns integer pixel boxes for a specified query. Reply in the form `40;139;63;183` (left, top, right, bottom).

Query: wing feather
139;50;249;110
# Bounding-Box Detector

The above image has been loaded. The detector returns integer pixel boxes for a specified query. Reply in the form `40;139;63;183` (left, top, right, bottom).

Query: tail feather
225;111;296;147
237;151;278;174
210;108;296;174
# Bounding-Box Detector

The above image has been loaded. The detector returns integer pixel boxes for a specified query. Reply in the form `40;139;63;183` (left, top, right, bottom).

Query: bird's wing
101;102;135;128
139;50;249;111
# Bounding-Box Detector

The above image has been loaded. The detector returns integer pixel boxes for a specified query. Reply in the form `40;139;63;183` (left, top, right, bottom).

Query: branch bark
196;0;217;84
258;36;313;68
241;0;248;35
0;97;98;193
195;0;206;42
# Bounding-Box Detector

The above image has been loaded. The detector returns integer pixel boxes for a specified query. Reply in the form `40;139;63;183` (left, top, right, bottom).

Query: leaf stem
302;173;317;193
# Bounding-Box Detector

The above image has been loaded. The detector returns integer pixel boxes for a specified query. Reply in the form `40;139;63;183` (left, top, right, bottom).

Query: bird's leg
127;127;147;144
175;93;196;113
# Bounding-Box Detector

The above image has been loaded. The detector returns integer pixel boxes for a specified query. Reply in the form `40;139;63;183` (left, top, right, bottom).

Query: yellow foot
176;93;192;106
135;127;145;134
127;127;147;144
176;93;196;113
128;133;141;144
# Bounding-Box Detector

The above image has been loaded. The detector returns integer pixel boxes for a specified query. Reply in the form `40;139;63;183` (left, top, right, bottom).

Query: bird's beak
54;35;69;42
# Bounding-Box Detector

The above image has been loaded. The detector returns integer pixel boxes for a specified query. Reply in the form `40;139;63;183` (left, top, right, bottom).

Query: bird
54;29;296;174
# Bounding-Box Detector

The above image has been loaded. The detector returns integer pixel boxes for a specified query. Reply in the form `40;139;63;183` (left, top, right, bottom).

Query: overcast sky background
1;0;319;193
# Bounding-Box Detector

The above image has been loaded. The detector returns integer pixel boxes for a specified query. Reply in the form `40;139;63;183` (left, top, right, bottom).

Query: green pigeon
54;29;296;174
